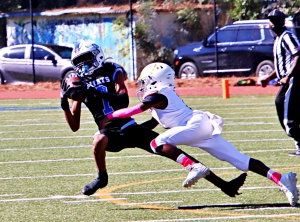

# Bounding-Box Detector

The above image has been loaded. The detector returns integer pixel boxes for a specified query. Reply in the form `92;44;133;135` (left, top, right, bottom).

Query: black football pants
275;75;300;147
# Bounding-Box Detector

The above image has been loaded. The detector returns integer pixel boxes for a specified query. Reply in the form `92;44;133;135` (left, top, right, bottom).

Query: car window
46;45;72;59
3;47;26;59
264;28;275;43
30;47;53;60
208;27;237;44
236;27;261;41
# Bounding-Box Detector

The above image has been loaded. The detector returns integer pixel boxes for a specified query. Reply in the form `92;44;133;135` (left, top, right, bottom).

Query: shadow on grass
178;203;299;209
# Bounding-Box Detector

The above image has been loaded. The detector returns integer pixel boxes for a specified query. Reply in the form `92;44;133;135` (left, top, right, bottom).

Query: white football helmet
71;41;105;79
136;62;175;101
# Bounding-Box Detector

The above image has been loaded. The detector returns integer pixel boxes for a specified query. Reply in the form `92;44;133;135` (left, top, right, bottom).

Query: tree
223;0;300;21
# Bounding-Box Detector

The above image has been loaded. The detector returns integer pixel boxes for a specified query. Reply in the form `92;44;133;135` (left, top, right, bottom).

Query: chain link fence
0;1;299;83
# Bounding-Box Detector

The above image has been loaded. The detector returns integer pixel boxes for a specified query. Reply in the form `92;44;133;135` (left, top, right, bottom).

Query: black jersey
83;62;133;130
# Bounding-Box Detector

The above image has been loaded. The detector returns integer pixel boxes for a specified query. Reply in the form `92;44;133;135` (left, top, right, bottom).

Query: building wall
4;9;219;80
5;14;134;80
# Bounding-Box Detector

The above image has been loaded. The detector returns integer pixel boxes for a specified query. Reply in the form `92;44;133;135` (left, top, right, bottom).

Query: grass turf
0;95;299;222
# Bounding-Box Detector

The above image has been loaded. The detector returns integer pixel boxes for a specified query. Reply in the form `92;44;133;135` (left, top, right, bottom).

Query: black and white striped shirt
274;30;300;79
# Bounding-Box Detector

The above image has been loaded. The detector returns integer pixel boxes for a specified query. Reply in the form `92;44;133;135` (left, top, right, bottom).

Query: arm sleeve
107;104;143;119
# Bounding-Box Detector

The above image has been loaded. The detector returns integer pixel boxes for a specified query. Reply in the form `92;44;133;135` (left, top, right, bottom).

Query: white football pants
153;111;250;171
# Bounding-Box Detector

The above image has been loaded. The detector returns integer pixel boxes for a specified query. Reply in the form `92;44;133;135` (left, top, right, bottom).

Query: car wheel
61;70;76;81
255;60;274;77
178;62;200;79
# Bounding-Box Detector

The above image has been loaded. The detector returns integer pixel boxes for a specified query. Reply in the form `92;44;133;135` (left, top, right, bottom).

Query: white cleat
183;163;210;188
279;172;299;207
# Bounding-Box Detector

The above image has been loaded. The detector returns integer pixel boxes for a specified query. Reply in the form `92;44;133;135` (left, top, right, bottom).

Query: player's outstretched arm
140;117;159;130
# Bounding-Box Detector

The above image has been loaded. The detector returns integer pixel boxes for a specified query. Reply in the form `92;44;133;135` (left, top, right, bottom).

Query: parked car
0;44;74;84
173;19;295;79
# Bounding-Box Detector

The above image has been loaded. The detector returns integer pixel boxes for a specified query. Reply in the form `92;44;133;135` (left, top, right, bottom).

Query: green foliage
174;8;205;42
134;0;173;64
112;16;130;58
112;16;129;27
281;0;300;15
227;0;263;21
225;0;300;21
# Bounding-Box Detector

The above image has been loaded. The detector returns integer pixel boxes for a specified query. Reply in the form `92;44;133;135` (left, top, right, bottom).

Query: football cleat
82;171;108;196
221;173;247;197
183;163;210;188
288;150;300;156
279;172;299;207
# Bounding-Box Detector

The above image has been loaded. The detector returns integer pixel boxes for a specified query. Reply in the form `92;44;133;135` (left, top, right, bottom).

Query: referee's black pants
275;75;300;149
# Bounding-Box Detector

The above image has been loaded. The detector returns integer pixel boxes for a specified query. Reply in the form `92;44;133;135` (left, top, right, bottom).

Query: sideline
0;86;279;100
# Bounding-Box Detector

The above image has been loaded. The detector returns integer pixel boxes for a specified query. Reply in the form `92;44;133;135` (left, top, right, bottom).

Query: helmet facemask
136;78;145;102
136;76;156;101
71;41;105;80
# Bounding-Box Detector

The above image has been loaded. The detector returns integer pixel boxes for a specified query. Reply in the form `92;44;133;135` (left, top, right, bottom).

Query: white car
0;44;74;84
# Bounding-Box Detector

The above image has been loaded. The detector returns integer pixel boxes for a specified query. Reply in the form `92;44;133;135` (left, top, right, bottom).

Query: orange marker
222;79;230;99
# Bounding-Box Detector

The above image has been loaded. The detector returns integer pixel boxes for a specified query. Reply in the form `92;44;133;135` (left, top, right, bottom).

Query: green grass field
0;95;299;222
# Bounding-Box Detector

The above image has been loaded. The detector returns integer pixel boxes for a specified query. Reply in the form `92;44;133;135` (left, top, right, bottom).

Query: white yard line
0;128;283;135
1;165;300;181
125;214;300;221
0;146;297;165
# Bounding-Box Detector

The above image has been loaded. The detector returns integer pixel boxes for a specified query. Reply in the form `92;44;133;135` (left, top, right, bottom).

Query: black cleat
82;171;108;196
288;150;300;156
221;173;247;197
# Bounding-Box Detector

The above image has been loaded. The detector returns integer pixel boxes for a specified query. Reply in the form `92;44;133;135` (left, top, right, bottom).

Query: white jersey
148;87;250;172
149;86;193;128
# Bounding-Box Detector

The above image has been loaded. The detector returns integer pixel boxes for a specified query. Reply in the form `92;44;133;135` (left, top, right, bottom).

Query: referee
260;9;300;156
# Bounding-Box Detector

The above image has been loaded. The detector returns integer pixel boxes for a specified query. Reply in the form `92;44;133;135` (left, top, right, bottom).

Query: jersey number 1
96;85;114;115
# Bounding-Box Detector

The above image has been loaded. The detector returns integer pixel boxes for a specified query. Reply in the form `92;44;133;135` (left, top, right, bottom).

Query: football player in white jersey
100;62;299;206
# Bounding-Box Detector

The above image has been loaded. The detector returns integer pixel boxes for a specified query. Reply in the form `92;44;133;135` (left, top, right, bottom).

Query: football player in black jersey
60;41;247;197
